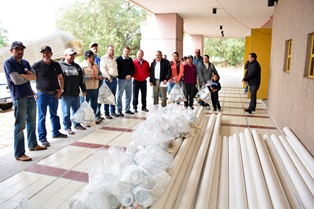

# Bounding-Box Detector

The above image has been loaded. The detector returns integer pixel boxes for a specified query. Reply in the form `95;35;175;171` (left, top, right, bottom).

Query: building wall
268;0;314;154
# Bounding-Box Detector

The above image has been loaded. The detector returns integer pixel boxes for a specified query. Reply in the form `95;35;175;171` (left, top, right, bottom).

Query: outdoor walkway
0;68;281;209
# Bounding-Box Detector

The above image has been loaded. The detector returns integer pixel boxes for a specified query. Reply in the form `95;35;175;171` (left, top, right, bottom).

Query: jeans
96;78;117;116
13;97;37;158
61;95;80;130
117;78;132;113
85;89;99;114
153;80;167;107
133;80;147;110
249;85;259;111
37;92;61;142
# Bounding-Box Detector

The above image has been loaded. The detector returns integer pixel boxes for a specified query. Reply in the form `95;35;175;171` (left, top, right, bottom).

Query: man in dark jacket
242;52;261;114
59;48;86;134
149;50;171;107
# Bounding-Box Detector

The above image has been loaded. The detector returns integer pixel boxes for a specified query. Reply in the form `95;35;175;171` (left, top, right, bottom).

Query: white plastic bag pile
68;104;198;209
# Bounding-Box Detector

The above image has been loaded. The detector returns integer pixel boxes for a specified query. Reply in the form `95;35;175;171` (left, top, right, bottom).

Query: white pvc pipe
195;113;222;209
252;130;291;209
217;136;229;209
208;135;222;209
232;133;248;209
279;135;314;196
239;132;258;209
228;135;236;209
270;134;314;209
283;127;314;180
177;114;216;209
244;128;272;209
264;134;305;209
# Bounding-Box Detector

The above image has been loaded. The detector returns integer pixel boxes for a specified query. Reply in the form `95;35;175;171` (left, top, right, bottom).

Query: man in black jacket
150;50;172;107
242;52;261;114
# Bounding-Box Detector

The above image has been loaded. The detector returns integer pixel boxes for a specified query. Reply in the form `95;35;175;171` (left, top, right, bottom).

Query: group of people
4;39;260;161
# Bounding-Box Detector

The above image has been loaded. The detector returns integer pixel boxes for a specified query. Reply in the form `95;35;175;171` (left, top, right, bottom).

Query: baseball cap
89;42;98;48
84;50;95;57
195;49;201;53
40;46;52;53
64;48;77;55
11;41;26;49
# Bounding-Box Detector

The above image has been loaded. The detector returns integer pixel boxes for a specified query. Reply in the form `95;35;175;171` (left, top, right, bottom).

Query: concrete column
183;35;204;56
140;13;183;62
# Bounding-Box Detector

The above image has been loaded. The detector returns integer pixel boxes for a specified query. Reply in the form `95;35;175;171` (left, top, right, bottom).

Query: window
308;34;314;78
284;40;292;72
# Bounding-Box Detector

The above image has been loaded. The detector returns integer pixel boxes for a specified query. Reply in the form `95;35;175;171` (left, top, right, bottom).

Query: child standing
209;73;221;111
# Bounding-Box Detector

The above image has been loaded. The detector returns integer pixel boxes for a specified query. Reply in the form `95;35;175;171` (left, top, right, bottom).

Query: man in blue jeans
32;46;67;147
4;41;47;161
242;53;261;114
59;48;87;134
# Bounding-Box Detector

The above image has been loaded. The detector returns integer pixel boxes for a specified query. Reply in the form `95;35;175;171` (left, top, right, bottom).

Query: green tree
0;23;9;48
204;38;245;67
56;0;147;58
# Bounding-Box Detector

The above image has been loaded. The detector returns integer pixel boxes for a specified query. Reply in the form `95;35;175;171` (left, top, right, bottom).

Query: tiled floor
0;68;281;209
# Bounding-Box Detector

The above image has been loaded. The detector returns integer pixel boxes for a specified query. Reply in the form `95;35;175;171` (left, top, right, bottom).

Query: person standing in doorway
4;41;47;161
150;50;172;107
32;46;67;147
59;48;87;134
116;46;134;116
242;52;261;114
132;50;150;113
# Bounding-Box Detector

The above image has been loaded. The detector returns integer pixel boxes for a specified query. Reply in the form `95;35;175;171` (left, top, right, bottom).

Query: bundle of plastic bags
195;85;211;105
168;83;186;104
73;101;95;127
98;82;115;105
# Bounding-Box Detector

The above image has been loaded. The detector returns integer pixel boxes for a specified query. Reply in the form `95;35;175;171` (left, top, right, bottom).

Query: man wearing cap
81;50;102;124
32;46;67;147
59;48;87;134
99;45;119;119
4;41;47;161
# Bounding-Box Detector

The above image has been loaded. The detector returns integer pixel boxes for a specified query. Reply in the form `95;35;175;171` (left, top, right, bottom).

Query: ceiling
130;0;274;38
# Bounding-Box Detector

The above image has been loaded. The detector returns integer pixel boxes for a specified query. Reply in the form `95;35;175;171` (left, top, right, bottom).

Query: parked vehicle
0;73;13;110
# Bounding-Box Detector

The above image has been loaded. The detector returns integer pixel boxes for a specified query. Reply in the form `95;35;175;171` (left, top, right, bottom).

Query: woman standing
183;56;197;109
168;52;184;93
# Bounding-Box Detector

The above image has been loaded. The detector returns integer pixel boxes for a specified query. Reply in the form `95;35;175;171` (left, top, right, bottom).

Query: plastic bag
73;101;95;126
195;86;211;105
168;83;187;104
98;82;116;105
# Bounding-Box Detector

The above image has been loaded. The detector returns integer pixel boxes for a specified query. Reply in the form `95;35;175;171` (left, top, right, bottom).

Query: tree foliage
204;38;245;66
0;22;9;48
56;0;147;58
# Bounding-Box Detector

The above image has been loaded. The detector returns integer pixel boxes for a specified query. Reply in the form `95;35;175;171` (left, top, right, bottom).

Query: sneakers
142;108;149;112
41;140;50;147
244;108;252;114
16;154;32;161
117;112;124;117
66;129;75;135
105;115;113;119
125;110;134;114
52;132;68;138
75;124;86;130
111;113;119;117
29;145;47;151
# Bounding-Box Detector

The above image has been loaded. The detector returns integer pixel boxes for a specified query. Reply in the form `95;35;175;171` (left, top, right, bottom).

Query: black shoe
125;110;134;114
118;112;124;117
52;133;68;138
111;113;118;117
75;124;86;130
244;108;252;114
213;108;217;111
142;108;149;112
105;115;113;119
41;140;50;147
134;109;138;113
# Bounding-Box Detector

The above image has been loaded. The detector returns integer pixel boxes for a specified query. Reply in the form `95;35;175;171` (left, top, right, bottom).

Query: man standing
59;48;87;134
116;46;134;116
150;50;172;107
81;50;102;124
32;46;67;147
4;41;46;161
99;45;119;119
132;50;150;113
242;52;261;114
193;49;203;71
